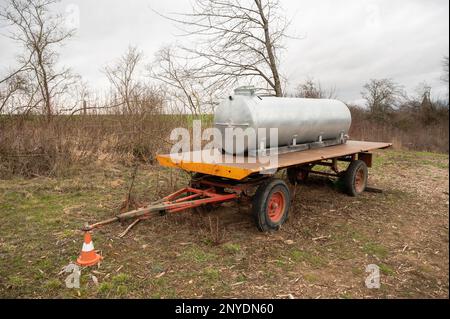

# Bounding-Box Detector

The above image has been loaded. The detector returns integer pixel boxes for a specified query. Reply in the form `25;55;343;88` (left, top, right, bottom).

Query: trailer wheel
252;179;291;232
287;165;311;185
343;160;368;196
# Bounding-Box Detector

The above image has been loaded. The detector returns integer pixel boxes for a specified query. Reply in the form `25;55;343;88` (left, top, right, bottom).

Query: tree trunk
36;49;52;122
255;0;283;97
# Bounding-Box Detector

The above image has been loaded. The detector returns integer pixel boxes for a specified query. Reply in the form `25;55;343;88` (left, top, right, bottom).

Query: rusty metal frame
161;187;237;213
83;186;238;231
294;157;346;178
358;152;373;168
192;174;270;195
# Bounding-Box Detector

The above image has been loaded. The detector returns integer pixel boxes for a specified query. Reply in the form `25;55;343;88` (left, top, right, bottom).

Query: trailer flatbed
84;140;392;233
156;140;392;180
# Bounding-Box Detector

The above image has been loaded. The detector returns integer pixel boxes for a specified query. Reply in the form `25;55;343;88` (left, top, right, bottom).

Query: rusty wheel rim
354;167;366;193
267;191;285;223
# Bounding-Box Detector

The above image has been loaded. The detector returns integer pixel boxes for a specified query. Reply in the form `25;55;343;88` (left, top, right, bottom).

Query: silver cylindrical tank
214;87;352;155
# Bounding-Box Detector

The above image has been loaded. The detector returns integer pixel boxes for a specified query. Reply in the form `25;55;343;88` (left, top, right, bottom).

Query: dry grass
0;114;192;178
349;106;449;153
0;106;448;298
0;149;448;298
0;106;448;179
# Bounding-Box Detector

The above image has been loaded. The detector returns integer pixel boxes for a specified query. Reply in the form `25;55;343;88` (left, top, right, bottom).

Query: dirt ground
0;149;448;298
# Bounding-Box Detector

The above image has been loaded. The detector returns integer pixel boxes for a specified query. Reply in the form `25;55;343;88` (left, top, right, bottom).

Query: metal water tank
214;86;352;155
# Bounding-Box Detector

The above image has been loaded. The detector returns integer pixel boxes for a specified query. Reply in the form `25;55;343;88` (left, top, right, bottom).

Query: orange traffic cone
76;232;102;266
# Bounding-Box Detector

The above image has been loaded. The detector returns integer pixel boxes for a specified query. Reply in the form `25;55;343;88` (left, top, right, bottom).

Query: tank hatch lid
234;86;256;96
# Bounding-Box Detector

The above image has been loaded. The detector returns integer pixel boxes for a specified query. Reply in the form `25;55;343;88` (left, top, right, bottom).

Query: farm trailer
83;140;391;232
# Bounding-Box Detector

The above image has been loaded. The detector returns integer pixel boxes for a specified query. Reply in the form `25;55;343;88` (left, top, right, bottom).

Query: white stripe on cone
82;241;94;252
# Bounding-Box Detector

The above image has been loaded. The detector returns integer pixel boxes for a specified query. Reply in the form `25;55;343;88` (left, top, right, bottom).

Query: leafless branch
157;0;292;97
295;78;337;99
0;0;76;119
361;78;405;118
103;46;145;114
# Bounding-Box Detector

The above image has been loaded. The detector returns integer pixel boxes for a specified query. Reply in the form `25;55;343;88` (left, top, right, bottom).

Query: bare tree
414;82;432;109
103;46;144;114
149;46;220;116
295;78;336;99
442;56;449;84
442;56;449;104
161;0;291;97
415;82;438;124
0;0;76;120
0;69;45;115
361;79;404;118
0;58;32;85
0;73;25;113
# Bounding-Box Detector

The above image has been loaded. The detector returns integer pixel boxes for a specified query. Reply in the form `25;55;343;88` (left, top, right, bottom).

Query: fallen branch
312;235;331;241
118;218;141;238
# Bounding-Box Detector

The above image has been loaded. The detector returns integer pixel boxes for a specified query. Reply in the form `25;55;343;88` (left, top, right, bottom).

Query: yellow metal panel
156;155;253;180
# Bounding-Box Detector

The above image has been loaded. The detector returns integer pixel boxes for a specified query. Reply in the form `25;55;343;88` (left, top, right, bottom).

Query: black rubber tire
287;165;311;185
343;160;368;197
252;178;291;232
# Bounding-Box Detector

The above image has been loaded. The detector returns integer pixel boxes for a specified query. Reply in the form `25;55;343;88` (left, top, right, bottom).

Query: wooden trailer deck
156;140;392;180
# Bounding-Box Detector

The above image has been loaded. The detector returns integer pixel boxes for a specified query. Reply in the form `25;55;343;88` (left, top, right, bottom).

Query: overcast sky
0;0;448;104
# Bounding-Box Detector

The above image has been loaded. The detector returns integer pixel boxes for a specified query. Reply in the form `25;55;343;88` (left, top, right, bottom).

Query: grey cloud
0;0;448;102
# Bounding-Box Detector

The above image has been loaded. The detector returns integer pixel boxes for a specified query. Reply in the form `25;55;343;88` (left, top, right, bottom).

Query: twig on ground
312;235;331;241
118;218;141;238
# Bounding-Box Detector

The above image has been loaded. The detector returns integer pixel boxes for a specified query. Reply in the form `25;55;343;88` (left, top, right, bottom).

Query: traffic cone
76;232;102;266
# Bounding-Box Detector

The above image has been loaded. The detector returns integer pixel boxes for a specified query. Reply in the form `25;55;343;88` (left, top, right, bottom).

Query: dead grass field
0;149;448;298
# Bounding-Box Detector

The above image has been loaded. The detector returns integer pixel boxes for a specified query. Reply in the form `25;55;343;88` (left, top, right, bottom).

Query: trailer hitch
81;186;238;232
